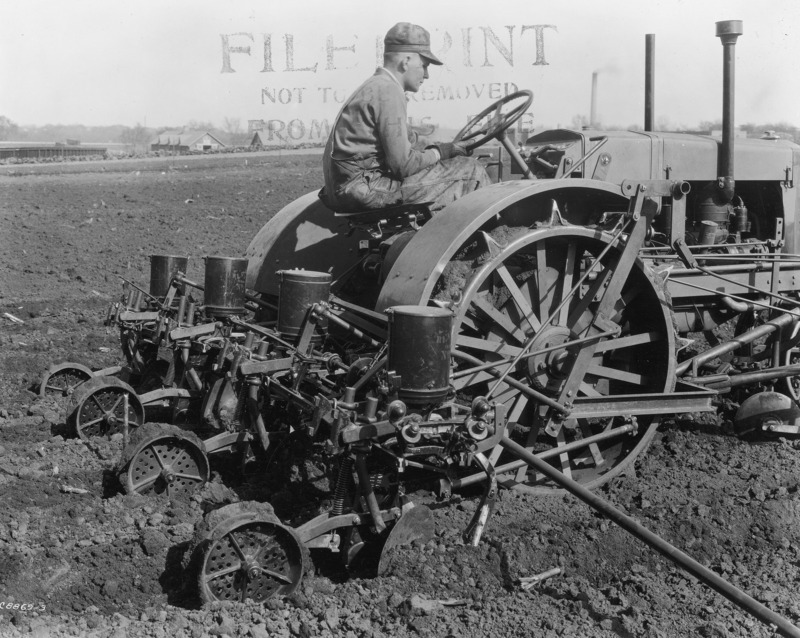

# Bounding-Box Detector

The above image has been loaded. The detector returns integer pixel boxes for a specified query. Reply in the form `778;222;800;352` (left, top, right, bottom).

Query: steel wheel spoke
150;445;167;470
555;429;573;479
558;242;577;324
566;266;612;331
456;334;522;357
594;331;661;353
205;563;242;583
174;471;205;482
106;394;124;415
535;240;551;320
491;394;527;466
578;382;602;397
252;565;293;585
130;474;159;492
89;394;107;413
494;264;541;332
227;532;247;562
470;296;526;344
81;415;106;428
579;422;607;469
586;363;648;386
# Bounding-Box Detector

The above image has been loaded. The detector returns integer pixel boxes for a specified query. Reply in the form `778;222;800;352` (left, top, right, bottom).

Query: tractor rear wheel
436;224;675;493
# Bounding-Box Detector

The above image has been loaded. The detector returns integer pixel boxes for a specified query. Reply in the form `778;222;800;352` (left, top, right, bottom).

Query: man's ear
397;54;411;72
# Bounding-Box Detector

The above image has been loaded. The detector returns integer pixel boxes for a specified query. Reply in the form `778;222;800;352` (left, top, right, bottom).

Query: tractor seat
332;202;433;239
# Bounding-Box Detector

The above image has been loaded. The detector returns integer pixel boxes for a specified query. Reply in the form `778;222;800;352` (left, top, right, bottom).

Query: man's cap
384;22;443;65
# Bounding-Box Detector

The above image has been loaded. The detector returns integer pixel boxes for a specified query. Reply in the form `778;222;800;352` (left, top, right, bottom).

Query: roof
151;130;225;146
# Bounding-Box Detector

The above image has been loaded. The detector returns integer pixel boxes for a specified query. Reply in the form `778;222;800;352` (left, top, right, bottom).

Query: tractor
245;19;800;497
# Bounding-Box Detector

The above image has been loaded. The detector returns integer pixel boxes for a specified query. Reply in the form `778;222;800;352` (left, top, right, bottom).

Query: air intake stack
716;20;743;203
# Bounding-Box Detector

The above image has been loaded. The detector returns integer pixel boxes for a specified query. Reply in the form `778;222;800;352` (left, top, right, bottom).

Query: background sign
1;0;798;146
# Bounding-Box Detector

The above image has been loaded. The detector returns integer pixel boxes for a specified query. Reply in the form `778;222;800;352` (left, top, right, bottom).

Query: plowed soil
2;155;800;638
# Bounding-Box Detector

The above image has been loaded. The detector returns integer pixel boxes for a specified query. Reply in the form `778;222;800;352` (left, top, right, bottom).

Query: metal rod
694;264;800;307
561;136;608;179
676;312;796;376
670;279;800;319
700;364;800;390
354;452;387;533
122;393;130;450
452;329;618;380
452;422;635;489
452;350;570;415
499;435;800;638
316;305;383;348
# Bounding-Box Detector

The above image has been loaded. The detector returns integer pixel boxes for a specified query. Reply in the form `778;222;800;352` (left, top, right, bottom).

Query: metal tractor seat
333;202;433;239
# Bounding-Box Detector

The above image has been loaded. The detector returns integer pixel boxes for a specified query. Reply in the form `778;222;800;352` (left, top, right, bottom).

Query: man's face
403;54;430;93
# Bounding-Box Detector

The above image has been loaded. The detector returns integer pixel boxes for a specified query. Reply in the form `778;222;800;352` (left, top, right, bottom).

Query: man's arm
377;88;439;179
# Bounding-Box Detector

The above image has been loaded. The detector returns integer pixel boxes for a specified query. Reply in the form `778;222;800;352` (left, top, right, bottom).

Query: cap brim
420;51;443;65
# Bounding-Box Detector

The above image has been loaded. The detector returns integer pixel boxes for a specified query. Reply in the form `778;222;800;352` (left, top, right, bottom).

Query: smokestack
590;71;598;127
644;34;655;131
715;20;743;203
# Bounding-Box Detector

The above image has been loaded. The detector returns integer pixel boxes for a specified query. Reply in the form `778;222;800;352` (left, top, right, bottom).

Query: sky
1;0;798;137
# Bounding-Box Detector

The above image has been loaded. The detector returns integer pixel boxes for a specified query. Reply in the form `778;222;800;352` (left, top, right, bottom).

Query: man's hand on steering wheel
431;140;471;160
453;90;534;152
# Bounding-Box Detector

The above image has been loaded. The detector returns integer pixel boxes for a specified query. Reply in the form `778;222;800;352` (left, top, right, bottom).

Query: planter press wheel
439;224;675;494
783;347;800;402
68;376;144;440
39;362;94;398
120;423;209;497
196;502;308;604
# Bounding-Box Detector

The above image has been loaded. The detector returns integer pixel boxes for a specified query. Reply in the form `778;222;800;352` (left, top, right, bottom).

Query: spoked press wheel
68;376;145;440
39;362;94;398
120;423;209;497
783;347;800;402
439;224;675;493
194;502;308;603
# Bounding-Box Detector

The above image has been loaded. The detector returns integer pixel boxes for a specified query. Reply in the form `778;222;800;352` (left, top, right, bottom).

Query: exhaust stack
644;34;655;131
715;20;743;203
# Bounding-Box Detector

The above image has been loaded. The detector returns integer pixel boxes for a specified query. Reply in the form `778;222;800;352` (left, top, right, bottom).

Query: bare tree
119;123;151;153
0;115;20;141
223;117;249;147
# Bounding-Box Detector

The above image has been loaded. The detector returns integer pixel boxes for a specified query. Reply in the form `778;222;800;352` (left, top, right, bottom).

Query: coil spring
331;456;354;516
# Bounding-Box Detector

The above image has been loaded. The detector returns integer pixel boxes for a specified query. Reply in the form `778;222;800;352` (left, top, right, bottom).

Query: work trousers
330;156;490;213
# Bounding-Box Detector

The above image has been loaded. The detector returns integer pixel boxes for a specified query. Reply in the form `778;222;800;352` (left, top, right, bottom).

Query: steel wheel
68;376;144;440
197;502;307;603
120;423;209;497
438;224;675;493
39;362;94;398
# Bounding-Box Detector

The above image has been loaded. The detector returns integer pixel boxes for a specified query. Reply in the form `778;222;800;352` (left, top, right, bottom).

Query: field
1;155;800;638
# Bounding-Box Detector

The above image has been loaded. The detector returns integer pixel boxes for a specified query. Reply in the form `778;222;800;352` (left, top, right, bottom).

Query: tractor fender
245;191;358;297
376;178;628;311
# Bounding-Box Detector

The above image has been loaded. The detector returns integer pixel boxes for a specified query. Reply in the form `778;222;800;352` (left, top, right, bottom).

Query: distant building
709;127;748;139
249;131;270;149
0;141;107;160
150;130;226;153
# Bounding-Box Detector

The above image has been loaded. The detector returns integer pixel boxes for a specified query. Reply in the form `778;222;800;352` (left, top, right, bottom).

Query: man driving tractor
321;22;491;214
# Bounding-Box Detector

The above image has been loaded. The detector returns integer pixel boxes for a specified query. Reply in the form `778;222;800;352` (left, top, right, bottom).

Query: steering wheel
454;90;533;151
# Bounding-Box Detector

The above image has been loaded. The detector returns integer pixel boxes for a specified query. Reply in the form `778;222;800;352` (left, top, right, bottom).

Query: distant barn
150;130;226;153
